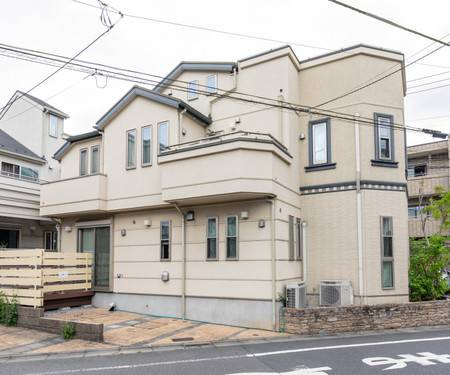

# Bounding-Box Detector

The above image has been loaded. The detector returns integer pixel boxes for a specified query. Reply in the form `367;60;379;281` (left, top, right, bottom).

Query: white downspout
355;113;364;304
267;198;276;331
173;203;186;319
302;221;307;284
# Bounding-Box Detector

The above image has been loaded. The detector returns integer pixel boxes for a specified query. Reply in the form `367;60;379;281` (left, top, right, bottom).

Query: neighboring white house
0;91;69;250
41;45;409;329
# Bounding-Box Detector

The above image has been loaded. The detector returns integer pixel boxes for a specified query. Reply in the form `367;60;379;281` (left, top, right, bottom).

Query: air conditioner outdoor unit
319;280;353;306
285;281;306;308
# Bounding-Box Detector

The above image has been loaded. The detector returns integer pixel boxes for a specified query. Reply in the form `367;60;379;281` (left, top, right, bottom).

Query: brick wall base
17;307;103;342
282;300;450;335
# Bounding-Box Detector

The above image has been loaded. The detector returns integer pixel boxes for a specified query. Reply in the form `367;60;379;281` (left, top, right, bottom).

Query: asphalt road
2;326;450;375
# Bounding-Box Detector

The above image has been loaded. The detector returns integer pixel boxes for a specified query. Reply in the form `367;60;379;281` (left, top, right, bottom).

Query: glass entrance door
79;226;110;288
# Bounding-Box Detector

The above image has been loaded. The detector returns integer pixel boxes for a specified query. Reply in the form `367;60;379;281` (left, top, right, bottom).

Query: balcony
40;174;107;217
160;132;292;204
407;173;449;198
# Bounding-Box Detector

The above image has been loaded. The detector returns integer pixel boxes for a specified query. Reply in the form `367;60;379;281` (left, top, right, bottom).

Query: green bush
409;235;450;301
60;320;76;340
0;292;18;327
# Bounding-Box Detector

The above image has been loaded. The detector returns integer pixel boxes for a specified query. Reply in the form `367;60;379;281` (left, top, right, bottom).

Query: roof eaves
154;62;236;92
17;91;69;119
54;130;101;161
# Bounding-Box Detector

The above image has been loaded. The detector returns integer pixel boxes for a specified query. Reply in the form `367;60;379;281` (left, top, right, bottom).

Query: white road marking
21;335;450;375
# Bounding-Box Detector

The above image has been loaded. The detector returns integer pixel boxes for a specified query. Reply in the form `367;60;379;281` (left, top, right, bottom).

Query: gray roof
0;129;43;161
96;86;212;130
54;130;101;161
17;91;69;118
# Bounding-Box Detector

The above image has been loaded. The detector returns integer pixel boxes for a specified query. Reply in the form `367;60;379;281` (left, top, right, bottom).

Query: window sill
305;163;336;172
371;159;398;168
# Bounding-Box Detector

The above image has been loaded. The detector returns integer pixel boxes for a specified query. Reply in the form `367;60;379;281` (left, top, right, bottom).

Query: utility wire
1;2;122;116
328;0;450;48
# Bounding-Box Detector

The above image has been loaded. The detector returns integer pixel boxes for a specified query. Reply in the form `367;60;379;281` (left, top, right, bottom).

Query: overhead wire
1;1;123;118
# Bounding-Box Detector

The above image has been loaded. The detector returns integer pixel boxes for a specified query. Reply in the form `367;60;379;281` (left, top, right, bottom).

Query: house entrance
78;226;110;288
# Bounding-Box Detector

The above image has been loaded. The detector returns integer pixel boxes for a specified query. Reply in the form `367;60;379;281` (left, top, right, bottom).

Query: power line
328;0;450;48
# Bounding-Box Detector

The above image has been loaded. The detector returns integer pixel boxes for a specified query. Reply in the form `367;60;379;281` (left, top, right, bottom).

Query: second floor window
49;115;58;137
306;118;335;172
91;146;99;174
206;75;217;94
126;129;136;169
188;80;199;100
80;149;87;176
373;113;397;167
1;162;38;181
142;126;152;166
158;121;168;154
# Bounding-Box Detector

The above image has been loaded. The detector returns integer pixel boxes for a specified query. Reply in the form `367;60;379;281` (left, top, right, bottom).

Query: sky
1;0;450;146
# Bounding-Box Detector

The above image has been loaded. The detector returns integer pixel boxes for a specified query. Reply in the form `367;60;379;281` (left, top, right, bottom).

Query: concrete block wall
17;307;103;342
283;300;450;335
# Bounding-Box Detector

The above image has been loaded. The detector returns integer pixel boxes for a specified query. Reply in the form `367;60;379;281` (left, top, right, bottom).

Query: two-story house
407;139;450;238
41;45;409;330
0;91;68;250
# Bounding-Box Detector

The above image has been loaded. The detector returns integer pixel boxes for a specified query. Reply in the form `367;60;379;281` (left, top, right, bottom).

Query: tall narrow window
80;149;87;176
226;216;238;259
188;80;199;100
296;218;302;260
158;121;169;154
160;221;171;260
45;231;58;251
49;115;57;137
91;146;99;174
126;129;136;169
289;216;295;260
206;217;218;259
142;125;152;166
373;113;397;167
306;118;335;172
206;75;217;94
381;217;394;288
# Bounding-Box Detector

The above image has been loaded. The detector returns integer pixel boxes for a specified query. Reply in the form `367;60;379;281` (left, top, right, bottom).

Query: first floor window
206;217;218;259
142;125;152;166
161;221;171;260
45;231;58;251
91;146;99;174
289;216;295;260
381;216;394;288
296;218;302;259
288;216;302;260
80;149;87;176
226;216;238;259
188;80;199;100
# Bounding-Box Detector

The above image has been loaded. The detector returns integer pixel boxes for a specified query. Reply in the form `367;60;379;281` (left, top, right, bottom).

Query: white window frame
206;217;218;260
126;129;136;169
49;115;58;138
141;125;152;166
312;122;327;164
378;117;391;160
91;145;99;174
381;216;394;289
160;221;171;261
226;215;238;260
80;148;88;176
206;75;217;94
188;80;199;100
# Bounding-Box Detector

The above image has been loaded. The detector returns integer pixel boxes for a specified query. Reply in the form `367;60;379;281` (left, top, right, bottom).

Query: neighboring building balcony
407;173;450;198
40;174;107;217
409;217;450;239
0;172;42;219
159;131;292;205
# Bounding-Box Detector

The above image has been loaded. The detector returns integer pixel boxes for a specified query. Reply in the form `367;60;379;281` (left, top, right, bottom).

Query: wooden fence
0;249;92;308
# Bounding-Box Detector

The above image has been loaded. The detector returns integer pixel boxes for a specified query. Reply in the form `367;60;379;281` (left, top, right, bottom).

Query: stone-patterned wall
283;300;450;335
17;307;103;342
